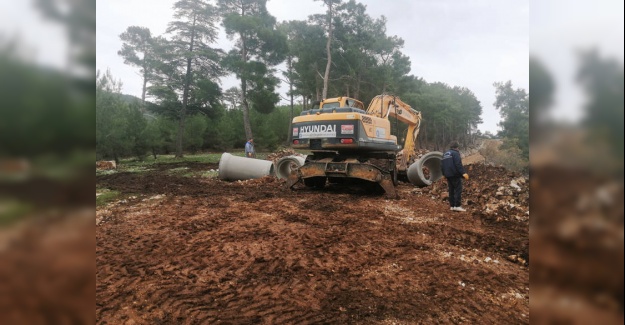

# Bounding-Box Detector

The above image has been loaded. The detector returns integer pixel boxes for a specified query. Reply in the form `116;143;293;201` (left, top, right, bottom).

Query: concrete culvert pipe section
275;156;306;179
218;152;275;181
407;151;443;187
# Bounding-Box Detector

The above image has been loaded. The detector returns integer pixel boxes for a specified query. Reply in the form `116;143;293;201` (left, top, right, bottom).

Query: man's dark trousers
447;177;462;208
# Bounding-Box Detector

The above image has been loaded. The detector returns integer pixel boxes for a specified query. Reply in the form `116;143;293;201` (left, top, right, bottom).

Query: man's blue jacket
441;149;466;178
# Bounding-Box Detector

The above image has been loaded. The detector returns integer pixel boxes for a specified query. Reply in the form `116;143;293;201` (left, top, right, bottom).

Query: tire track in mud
97;179;529;324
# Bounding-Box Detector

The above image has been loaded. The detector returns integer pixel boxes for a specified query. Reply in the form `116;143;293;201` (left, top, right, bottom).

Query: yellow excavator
286;94;425;197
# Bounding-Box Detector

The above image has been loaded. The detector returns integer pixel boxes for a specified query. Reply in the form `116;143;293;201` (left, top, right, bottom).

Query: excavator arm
366;95;422;170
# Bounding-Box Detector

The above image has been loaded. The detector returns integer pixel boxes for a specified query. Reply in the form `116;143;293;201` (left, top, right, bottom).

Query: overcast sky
530;0;624;122
0;1;68;68
94;0;529;134
2;1;621;134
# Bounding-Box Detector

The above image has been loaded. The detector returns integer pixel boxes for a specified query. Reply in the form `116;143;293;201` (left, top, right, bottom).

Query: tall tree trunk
288;78;294;143
176;14;197;158
286;57;294;144
239;6;253;142
241;87;252;140
241;77;253;140
355;73;361;100
141;66;148;113
322;1;333;100
240;34;253;141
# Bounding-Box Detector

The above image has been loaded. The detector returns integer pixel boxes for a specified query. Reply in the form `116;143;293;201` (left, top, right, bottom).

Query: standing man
441;141;469;212
245;138;256;158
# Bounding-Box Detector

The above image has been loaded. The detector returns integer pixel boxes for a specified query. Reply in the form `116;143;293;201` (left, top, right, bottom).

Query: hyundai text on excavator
286;94;425;197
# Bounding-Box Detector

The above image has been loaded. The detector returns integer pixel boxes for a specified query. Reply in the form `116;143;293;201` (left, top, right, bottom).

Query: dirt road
96;162;529;324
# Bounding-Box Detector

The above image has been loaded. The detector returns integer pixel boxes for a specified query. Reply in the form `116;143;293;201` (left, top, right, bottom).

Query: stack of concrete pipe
218;152;275;181
407;151;444;187
218;153;307;181
219;150;442;187
274;155;306;179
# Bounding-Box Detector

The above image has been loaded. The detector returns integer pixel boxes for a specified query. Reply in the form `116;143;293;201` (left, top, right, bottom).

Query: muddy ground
96;159;530;324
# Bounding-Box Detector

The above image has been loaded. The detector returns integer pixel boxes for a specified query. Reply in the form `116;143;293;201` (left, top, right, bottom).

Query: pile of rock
96;160;117;170
419;163;529;221
266;148;305;163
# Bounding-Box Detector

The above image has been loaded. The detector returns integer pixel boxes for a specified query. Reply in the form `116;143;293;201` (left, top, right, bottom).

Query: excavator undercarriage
286;151;398;198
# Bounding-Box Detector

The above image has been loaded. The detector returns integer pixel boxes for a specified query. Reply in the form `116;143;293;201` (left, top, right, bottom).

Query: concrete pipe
407;151;444;187
275;155;306;179
218;152;275;181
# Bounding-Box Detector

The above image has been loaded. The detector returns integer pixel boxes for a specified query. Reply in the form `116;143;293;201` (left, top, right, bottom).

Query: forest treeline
95;0;528;162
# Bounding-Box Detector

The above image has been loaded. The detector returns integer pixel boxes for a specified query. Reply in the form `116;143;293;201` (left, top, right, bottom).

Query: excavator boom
366;95;422;171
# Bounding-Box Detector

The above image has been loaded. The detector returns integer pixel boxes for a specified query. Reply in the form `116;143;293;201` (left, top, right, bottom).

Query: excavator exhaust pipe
218;152;275;181
408;151;443;187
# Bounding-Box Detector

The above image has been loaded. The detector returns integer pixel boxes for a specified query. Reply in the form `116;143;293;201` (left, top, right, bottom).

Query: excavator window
323;102;341;109
347;99;364;109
